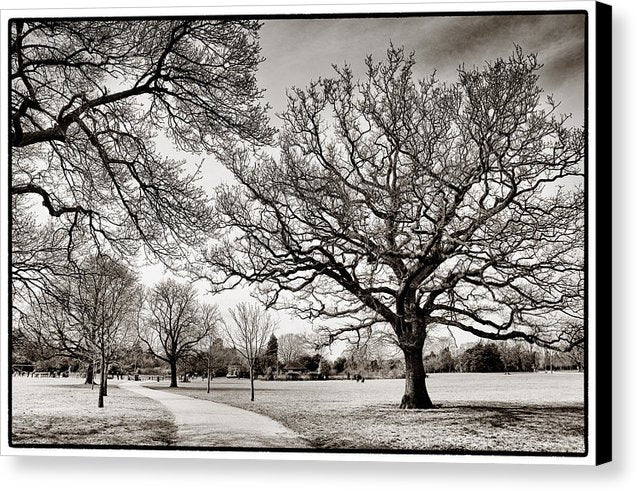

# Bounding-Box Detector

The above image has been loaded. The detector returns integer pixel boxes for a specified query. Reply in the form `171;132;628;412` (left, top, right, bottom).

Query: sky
142;13;587;355
257;14;585;125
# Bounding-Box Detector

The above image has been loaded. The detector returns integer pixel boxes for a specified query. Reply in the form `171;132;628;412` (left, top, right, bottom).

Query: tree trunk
98;358;105;408
400;345;434;409
250;365;255;402
169;359;178;388
207;357;211;394
84;363;93;385
103;363;108;396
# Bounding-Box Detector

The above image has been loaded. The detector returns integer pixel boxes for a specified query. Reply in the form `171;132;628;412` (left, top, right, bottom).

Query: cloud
258;14;585;123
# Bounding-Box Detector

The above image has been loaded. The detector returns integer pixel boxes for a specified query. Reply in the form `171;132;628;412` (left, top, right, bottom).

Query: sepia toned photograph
4;2;610;463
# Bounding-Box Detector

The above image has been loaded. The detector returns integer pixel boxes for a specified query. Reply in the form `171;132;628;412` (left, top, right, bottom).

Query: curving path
121;382;307;448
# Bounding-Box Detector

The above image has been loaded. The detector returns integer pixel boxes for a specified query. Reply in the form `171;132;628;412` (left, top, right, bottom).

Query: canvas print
5;3;609;461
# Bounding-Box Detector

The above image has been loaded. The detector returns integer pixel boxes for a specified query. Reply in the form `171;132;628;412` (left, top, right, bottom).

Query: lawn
11;376;176;446
152;372;585;453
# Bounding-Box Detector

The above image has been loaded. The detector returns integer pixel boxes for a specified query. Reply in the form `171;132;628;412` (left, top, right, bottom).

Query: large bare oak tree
201;46;585;408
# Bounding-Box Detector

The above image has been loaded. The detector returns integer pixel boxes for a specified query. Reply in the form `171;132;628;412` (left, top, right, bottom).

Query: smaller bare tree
277;333;307;366
200;304;223;393
21;255;141;408
223;303;275;401
139;279;216;387
74;256;140;406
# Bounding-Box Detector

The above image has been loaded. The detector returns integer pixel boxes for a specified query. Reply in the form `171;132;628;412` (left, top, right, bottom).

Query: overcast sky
258;14;585;125
145;13;587;353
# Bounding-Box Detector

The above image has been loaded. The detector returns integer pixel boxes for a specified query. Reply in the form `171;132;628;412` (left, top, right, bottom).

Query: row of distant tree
426;342;584;374
12;254;283;405
320;337;585;379
14;302;584;406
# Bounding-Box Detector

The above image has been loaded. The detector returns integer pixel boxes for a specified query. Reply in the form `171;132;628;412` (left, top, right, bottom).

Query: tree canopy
10;19;273;302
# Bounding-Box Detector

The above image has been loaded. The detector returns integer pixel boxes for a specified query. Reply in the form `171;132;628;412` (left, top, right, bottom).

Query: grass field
10;372;585;452
11;377;176;446
153;372;585;453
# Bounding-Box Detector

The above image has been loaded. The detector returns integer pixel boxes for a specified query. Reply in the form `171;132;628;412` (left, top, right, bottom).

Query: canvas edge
0;0;604;465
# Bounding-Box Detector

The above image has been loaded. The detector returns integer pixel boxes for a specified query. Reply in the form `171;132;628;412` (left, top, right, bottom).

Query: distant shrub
460;343;505;372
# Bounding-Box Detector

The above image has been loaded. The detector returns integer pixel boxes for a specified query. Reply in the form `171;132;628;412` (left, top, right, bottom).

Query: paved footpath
121;382;307;448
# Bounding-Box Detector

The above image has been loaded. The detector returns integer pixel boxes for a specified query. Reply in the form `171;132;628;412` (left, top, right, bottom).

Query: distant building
282;362;307;380
226;364;248;378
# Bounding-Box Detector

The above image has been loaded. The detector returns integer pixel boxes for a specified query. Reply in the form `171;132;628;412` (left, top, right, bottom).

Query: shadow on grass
371;402;584;434
376;401;583;416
